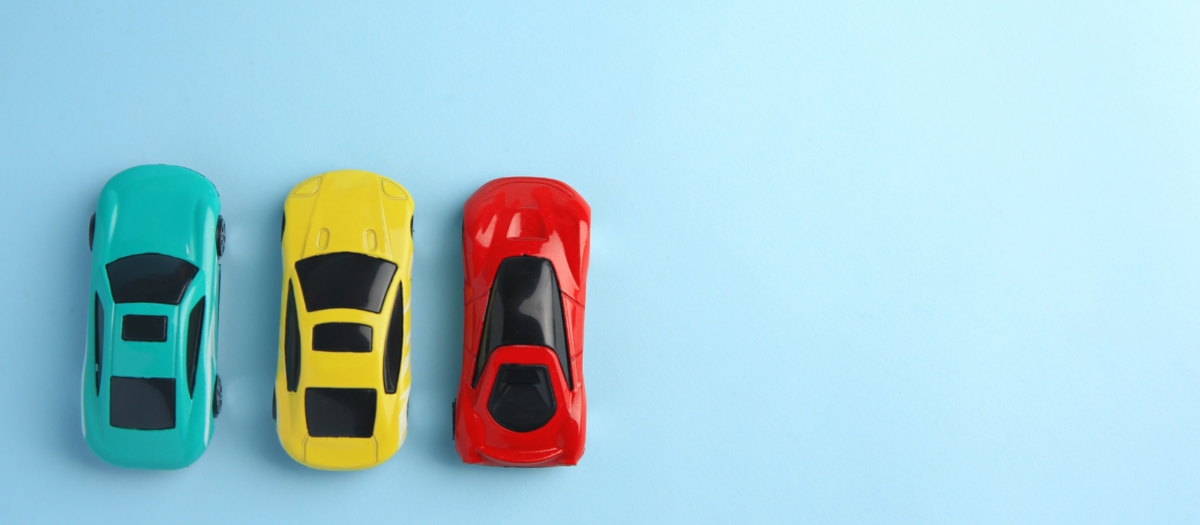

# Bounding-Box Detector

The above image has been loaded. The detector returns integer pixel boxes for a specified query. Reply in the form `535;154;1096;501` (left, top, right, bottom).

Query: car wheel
216;216;226;258
272;390;277;421
281;212;286;243
212;375;223;418
89;213;95;251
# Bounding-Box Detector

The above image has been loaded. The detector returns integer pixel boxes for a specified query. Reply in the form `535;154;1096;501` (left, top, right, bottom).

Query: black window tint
93;294;103;395
312;323;372;353
487;364;557;433
110;377;175;430
474;257;571;389
294;252;397;313
106;253;199;305
383;282;404;394
186;298;205;397
284;282;301;392
122;315;167;342
305;388;377;438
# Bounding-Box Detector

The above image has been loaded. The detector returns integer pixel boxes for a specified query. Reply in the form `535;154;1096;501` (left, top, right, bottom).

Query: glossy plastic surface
82;164;222;470
454;177;590;467
275;170;414;471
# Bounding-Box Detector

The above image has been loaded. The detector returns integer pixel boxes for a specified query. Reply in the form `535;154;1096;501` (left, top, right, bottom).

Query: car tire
272;390;277;421
216;216;226;258
89;213;95;251
212;375;223;418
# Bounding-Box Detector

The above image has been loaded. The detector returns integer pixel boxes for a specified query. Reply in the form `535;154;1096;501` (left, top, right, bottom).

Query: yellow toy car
273;170;414;470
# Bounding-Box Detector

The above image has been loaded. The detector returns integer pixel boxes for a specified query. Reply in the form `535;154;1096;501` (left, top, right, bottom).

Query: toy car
453;177;591;467
82;164;225;470
274;170;414;470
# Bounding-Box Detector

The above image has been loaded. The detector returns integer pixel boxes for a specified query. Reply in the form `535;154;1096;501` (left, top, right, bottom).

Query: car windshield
294;252;397;313
106;253;199;305
474;256;571;388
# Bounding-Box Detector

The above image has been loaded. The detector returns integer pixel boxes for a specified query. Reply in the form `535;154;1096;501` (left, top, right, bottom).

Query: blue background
0;1;1196;523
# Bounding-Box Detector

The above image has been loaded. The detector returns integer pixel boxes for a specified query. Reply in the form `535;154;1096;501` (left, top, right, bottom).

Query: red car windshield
474;256;571;389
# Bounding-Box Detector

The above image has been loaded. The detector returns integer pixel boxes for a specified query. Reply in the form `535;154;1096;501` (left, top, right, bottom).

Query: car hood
94;165;220;267
285;170;413;264
463;177;591;303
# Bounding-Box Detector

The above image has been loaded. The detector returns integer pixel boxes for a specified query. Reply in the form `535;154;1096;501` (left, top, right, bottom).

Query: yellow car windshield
294;252;396;313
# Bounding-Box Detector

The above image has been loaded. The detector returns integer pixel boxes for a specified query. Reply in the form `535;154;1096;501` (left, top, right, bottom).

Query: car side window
186;297;205;397
284;282;301;392
383;282;404;394
93;294;103;395
473;256;572;389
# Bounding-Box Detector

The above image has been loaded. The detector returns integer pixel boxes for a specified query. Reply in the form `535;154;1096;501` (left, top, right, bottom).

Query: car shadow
409;182;474;468
227;180;319;474
57;173;132;473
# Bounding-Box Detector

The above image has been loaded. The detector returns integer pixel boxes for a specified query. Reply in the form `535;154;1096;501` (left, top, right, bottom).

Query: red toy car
454;177;591;467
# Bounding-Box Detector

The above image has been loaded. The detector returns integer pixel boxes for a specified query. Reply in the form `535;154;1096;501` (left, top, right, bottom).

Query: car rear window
106;253;199;305
305;388;377;438
473;256;571;389
294;252;396;313
110;376;176;430
487;364;557;433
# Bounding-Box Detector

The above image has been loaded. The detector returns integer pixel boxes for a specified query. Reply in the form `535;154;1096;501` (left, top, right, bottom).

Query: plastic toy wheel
410;215;414;235
281;212;286;242
216;216;226;258
212;375;223;418
89;213;95;251
272;391;277;421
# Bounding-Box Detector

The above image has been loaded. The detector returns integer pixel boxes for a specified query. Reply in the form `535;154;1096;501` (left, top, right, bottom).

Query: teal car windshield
106;253;198;305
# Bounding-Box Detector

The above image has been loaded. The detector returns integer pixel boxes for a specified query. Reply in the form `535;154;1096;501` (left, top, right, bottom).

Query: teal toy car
82;165;225;470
